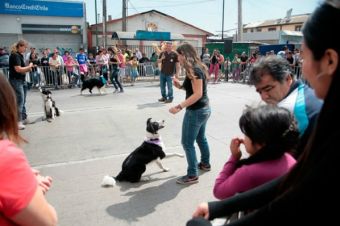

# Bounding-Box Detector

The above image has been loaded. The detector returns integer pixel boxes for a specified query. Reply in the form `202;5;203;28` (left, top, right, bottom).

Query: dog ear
147;118;152;125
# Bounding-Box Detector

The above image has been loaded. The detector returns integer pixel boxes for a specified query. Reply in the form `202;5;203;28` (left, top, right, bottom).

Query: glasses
256;84;276;94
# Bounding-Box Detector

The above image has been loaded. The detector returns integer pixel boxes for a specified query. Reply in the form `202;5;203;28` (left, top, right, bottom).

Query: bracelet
176;104;183;110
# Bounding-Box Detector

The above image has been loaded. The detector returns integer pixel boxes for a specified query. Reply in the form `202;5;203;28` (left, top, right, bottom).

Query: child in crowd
129;56;139;86
76;48;88;76
213;105;298;200
88;52;96;77
65;55;80;88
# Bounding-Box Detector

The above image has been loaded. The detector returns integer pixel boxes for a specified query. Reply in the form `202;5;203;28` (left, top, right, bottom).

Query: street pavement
21;80;261;226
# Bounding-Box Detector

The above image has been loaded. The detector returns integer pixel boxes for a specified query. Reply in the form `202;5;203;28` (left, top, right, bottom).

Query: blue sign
136;30;171;41
0;0;83;17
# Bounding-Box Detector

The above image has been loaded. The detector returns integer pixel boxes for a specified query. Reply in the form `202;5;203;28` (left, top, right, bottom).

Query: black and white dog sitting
80;75;106;95
39;87;60;122
102;118;184;186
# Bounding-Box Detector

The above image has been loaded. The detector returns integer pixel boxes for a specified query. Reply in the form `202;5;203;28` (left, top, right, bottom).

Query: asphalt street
21;80;261;226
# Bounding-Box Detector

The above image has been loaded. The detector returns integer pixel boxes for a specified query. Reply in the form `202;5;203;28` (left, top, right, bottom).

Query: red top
0;140;37;225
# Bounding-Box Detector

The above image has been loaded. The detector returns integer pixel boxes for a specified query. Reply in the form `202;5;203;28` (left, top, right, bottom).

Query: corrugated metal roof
244;14;310;28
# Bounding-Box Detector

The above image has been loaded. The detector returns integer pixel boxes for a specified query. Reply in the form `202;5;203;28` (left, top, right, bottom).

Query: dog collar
145;138;162;147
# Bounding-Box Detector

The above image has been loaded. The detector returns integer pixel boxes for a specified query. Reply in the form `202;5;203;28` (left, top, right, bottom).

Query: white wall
101;11;207;48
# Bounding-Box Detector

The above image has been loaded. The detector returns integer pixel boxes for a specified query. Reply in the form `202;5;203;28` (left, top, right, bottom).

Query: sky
83;0;322;36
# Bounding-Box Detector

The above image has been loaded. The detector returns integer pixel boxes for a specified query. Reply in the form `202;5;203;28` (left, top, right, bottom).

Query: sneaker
164;99;173;103
18;122;26;130
23;118;33;125
119;90;124;93
198;162;211;171
113;89;118;93
158;97;166;102
176;175;198;185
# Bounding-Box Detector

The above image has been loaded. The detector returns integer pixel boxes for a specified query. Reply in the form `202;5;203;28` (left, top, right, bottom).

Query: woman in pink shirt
0;74;57;226
213;105;298;200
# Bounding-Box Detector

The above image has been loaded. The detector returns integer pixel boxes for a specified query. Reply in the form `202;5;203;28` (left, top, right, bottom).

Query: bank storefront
0;0;86;52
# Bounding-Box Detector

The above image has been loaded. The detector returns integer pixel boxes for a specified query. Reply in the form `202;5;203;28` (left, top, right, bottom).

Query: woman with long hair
169;42;211;185
0;74;57;226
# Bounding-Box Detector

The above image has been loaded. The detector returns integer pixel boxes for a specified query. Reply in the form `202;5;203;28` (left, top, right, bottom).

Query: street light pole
238;0;243;41
103;0;107;48
95;0;98;48
222;0;225;40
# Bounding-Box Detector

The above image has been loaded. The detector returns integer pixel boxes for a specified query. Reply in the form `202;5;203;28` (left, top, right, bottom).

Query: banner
22;24;81;34
0;0;83;17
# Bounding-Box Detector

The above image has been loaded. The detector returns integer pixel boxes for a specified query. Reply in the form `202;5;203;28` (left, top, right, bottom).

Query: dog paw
162;167;170;172
141;176;151;181
101;175;116;187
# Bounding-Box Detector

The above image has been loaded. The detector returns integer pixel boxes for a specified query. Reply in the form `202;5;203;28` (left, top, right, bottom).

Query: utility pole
102;0;107;48
122;0;127;46
122;0;127;31
221;0;225;40
95;0;98;48
237;0;243;41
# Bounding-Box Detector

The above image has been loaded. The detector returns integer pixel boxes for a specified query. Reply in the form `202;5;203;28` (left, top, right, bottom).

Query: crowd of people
1;0;339;225
0;44;160;90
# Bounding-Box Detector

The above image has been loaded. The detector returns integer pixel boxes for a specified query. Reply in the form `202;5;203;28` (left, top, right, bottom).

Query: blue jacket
278;80;322;158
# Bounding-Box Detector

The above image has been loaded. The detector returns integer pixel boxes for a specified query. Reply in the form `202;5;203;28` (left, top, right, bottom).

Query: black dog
80;76;106;95
101;118;184;186
39;87;60;122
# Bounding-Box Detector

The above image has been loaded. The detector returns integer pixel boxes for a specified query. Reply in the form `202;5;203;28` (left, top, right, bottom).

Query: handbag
62;73;69;85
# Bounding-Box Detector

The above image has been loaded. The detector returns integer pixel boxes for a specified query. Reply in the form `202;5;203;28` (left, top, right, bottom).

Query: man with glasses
8;40;33;130
249;55;322;159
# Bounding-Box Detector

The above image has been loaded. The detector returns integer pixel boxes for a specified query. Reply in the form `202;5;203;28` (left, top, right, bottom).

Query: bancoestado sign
0;0;83;17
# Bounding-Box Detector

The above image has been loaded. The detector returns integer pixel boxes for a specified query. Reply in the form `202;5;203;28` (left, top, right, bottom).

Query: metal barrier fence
0;62;163;89
222;63;303;84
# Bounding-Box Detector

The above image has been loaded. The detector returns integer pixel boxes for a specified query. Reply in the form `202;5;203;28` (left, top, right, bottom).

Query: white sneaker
23;118;32;125
18;122;26;130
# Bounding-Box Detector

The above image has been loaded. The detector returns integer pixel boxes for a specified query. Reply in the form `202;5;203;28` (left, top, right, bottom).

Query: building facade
0;0;87;53
242;14;309;44
89;10;213;50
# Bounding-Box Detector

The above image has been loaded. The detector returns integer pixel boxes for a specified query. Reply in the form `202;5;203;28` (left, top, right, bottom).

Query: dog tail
165;153;185;158
101;175;116;187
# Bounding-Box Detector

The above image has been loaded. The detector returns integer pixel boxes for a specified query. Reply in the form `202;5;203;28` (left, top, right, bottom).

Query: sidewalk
22;81;260;226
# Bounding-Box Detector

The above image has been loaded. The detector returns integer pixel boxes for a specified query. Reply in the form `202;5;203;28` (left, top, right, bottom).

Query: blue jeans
160;73;173;100
110;69;123;90
181;106;211;177
9;78;27;121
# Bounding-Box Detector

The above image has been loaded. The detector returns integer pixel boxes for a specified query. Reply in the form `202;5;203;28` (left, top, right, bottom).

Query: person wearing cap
157;41;180;103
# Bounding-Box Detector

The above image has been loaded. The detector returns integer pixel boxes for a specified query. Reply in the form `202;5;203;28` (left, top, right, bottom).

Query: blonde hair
10;43;17;54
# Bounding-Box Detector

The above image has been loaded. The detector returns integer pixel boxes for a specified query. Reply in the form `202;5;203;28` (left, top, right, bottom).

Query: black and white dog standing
80;75;106;95
102;118;184;186
39;87;60;122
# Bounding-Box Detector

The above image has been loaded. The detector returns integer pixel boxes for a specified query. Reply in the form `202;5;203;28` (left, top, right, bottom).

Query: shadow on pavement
106;177;186;222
